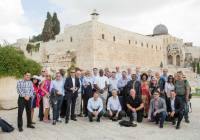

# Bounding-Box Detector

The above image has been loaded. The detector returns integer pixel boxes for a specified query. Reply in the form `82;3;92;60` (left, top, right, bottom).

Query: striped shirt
17;80;34;97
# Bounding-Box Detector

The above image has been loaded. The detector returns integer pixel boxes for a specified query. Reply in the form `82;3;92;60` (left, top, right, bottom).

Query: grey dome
153;24;168;35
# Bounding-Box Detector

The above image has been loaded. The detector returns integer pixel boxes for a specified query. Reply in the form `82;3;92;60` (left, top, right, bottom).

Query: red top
33;84;40;107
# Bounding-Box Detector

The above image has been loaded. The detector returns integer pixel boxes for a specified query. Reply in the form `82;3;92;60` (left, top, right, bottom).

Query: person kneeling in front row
148;91;167;128
166;90;184;129
106;89;125;121
87;91;104;122
126;89;144;125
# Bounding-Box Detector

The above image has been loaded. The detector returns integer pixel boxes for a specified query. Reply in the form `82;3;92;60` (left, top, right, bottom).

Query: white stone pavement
0;98;200;140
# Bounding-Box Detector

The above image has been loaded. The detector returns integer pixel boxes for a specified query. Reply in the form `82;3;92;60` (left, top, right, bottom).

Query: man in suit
166;90;184;129
64;69;80;123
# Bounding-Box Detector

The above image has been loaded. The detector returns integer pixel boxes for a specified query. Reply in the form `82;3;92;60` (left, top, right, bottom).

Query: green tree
42;12;54;42
0;46;41;78
191;60;196;72
197;62;200;74
52;12;60;36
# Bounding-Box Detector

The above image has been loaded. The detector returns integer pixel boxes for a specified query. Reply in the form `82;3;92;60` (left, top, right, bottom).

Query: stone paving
0;98;200;140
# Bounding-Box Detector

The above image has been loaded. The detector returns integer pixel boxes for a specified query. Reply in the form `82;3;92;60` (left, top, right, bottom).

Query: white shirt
94;76;109;90
107;96;122;112
116;72;122;81
170;98;175;111
109;77;118;92
72;77;75;88
87;97;103;112
165;82;175;98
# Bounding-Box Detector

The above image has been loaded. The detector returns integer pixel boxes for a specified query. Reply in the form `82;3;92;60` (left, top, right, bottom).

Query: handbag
0;118;14;132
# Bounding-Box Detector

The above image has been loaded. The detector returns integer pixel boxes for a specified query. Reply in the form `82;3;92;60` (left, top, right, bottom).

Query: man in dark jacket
126;74;141;97
64;69;80;123
166;90;184;129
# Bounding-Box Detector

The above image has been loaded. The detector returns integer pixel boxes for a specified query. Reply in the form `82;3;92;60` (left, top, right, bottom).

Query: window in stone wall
156;45;157;50
129;40;131;44
113;36;115;42
152;45;153;49
102;34;105;39
147;43;148;48
70;37;73;42
141;42;143;47
135;41;137;45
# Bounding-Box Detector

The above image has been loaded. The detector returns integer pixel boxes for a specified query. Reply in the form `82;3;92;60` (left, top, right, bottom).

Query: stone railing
0;77;18;110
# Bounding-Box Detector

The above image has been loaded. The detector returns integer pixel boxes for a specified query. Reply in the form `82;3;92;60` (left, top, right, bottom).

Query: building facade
15;10;200;70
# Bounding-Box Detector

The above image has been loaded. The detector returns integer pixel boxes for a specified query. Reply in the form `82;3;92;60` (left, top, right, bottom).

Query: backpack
0;118;14;132
119;120;137;127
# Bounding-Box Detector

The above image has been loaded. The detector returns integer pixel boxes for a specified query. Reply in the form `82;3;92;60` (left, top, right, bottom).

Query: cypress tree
52;12;60;36
42;12;54;42
197;62;200;74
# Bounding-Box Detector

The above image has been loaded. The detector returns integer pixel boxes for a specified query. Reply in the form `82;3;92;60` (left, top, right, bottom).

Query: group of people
16;66;191;132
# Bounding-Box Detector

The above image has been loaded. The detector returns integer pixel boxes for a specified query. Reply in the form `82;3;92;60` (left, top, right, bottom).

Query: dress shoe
27;125;35;129
96;118;100;122
65;119;69;124
185;119;190;123
176;125;180;129
52;120;56;125
71;118;77;121
18;128;23;132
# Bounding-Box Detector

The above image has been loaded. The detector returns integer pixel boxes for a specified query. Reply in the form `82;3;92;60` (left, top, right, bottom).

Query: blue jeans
52;96;63;121
151;111;167;127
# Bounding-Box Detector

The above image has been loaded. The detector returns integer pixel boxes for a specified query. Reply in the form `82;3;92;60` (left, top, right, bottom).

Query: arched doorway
168;55;173;65
176;55;180;66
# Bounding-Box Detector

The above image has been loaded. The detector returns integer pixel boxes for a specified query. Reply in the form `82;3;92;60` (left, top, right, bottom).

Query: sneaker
57;118;62;123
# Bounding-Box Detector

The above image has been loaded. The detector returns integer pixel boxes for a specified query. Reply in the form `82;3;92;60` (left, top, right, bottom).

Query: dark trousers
52;96;63;121
65;93;77;120
88;110;104;121
151;111;167;127
106;110;125;120
169;111;183;126
60;99;66;118
177;95;189;120
82;94;92;116
127;109;144;122
38;97;44;121
17;97;32;128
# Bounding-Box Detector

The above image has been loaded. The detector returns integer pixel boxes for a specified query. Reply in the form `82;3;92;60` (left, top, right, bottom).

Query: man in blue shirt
17;71;35;132
50;71;65;125
87;91;104;122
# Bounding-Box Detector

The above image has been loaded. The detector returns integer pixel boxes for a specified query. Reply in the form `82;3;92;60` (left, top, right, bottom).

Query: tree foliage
52;12;60;36
29;12;60;43
0;46;41;78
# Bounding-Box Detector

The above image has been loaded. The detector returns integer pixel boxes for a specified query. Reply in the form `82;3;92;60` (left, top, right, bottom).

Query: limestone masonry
14;10;200;71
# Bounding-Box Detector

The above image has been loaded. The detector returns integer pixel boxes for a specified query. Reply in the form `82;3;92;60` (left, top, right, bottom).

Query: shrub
0;46;42;78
